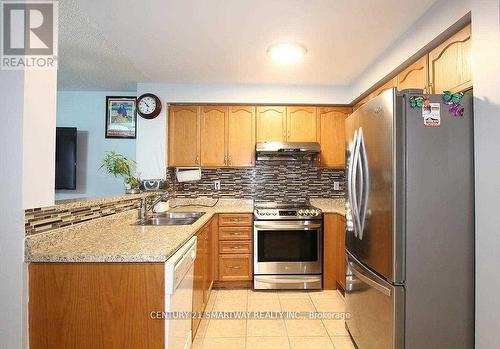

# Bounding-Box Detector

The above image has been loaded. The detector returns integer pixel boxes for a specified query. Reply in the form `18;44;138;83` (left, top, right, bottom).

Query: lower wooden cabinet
323;213;346;290
218;254;253;281
216;213;253;283
29;263;165;349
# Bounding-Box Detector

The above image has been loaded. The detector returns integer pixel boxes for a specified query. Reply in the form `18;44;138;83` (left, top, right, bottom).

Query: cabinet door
227;106;255;167
318;107;350;168
286;106;317;142
210;215;219;282
371;77;397;98
192;228;207;335
256;106;286;142
323;214;340;290
337;215;346;290
168;105;200;167
218;254;253;281
200;106;227;167
429;24;472;93
397;55;428;92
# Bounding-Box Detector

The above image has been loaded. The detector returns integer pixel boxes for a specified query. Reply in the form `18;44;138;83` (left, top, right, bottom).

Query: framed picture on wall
105;96;137;139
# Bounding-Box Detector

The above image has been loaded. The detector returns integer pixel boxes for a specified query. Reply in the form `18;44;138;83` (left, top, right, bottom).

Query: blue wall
55;91;137;200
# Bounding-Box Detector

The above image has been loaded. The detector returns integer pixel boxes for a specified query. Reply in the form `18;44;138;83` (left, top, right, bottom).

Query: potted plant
100;151;141;194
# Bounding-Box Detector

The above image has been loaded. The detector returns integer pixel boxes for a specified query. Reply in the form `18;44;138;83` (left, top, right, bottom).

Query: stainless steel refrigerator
344;88;474;349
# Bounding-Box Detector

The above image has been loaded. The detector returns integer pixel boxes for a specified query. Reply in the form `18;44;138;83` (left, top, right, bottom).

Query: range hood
255;141;320;161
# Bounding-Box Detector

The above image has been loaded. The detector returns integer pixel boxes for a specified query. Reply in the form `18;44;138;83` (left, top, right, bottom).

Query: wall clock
137;93;162;119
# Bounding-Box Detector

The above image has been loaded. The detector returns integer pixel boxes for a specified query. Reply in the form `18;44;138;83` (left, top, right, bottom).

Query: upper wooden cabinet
168;105;200;167
227;106;255;167
318;107;350;168
397;55;429;92
429;24;472;93
256;106;318;142
286;106;318;142
256;106;286;142
200;106;227;167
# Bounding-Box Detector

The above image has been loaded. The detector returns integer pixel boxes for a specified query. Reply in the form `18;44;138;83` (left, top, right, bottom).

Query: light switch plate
214;180;221;190
333;181;341;191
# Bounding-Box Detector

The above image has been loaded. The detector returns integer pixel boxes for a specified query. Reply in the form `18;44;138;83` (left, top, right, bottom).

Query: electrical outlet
214;180;221;190
333;181;341;191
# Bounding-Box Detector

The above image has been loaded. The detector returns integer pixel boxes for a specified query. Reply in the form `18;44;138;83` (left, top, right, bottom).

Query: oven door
254;220;322;275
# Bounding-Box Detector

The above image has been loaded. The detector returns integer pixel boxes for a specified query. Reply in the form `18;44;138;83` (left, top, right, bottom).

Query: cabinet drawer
219;241;252;254
219;226;253;240
218;254;253;281
218;214;253;227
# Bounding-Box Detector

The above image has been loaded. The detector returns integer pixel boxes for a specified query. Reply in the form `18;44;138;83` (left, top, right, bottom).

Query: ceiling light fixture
267;43;307;65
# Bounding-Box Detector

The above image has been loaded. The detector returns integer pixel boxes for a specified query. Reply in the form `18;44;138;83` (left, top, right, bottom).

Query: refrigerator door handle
349;257;392;297
358;128;370;240
350;129;362;238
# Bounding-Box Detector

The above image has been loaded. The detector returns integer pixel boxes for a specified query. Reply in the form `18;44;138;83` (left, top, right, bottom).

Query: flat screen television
55;127;77;190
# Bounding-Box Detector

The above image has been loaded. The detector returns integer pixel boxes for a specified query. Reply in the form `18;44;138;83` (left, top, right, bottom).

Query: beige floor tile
247;336;290;349
201;337;246;349
248;298;282;312
285;319;328;337
205;319;247;338
322;319;349;336
248;289;279;300
280;298;316;312
217;289;248;300
247;319;287;337
278;291;312;299
205;290;218;311
330;336;355;349
213;297;248;311
311;298;345;312
288;336;334;349
309;290;344;301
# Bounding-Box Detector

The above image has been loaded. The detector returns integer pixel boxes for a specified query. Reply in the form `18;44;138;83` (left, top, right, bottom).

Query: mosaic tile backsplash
166;161;345;203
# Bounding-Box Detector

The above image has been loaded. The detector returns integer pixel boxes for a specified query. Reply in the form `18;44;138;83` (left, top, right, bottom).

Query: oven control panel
254;206;322;220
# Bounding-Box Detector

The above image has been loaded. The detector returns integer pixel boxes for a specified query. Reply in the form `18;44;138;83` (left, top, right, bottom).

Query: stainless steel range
253;202;323;290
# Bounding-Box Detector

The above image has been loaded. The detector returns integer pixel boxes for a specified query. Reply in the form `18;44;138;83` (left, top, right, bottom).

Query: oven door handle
254;223;322;230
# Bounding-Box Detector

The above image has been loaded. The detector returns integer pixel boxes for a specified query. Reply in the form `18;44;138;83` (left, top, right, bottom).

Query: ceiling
58;0;437;91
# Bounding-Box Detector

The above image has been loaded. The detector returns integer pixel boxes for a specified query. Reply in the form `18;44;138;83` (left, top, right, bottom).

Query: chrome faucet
139;193;168;221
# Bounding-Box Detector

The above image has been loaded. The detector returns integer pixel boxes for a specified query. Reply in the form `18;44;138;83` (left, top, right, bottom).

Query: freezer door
346;89;402;282
345;252;404;349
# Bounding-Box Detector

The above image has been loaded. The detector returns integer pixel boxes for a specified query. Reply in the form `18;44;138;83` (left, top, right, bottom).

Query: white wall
23;69;58;209
136;82;350;178
471;1;500;347
0;70;27;348
350;0;471;100
55;91;137;200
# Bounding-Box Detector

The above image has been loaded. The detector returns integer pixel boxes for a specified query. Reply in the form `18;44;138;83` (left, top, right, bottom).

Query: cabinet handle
195;155;199;165
228;266;241;270
231;246;241;250
288;130;290;139
229;218;240;222
224;155;227;165
229;232;240;235
228;155;232;164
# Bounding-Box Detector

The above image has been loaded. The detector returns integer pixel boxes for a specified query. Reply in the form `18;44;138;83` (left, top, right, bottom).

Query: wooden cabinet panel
29;263;164;349
323;214;340;290
227;106;255;167
219;241;252;254
219;226;253;240
256;106;286;142
200;106;227;167
397;55;429;92
218;213;253;227
337;215;346;290
192;227;208;335
286;106;317;142
429;24;472;93
218;254;253;281
210;215;219;282
168;105;200;167
371;78;397;98
318;107;350;168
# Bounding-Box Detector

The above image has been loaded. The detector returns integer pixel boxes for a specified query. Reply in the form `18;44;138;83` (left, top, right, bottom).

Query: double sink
136;211;206;226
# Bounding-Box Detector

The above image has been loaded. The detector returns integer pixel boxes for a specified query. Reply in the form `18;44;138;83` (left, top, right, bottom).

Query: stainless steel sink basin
135;212;205;226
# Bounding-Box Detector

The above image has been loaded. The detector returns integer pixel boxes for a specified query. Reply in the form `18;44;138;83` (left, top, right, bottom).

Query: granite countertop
310;198;346;216
25;199;253;263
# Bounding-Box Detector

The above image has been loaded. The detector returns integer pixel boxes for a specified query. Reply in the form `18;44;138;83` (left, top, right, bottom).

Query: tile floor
192;289;355;349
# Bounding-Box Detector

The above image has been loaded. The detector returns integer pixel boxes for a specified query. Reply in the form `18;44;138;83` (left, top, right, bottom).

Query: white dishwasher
165;236;197;349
